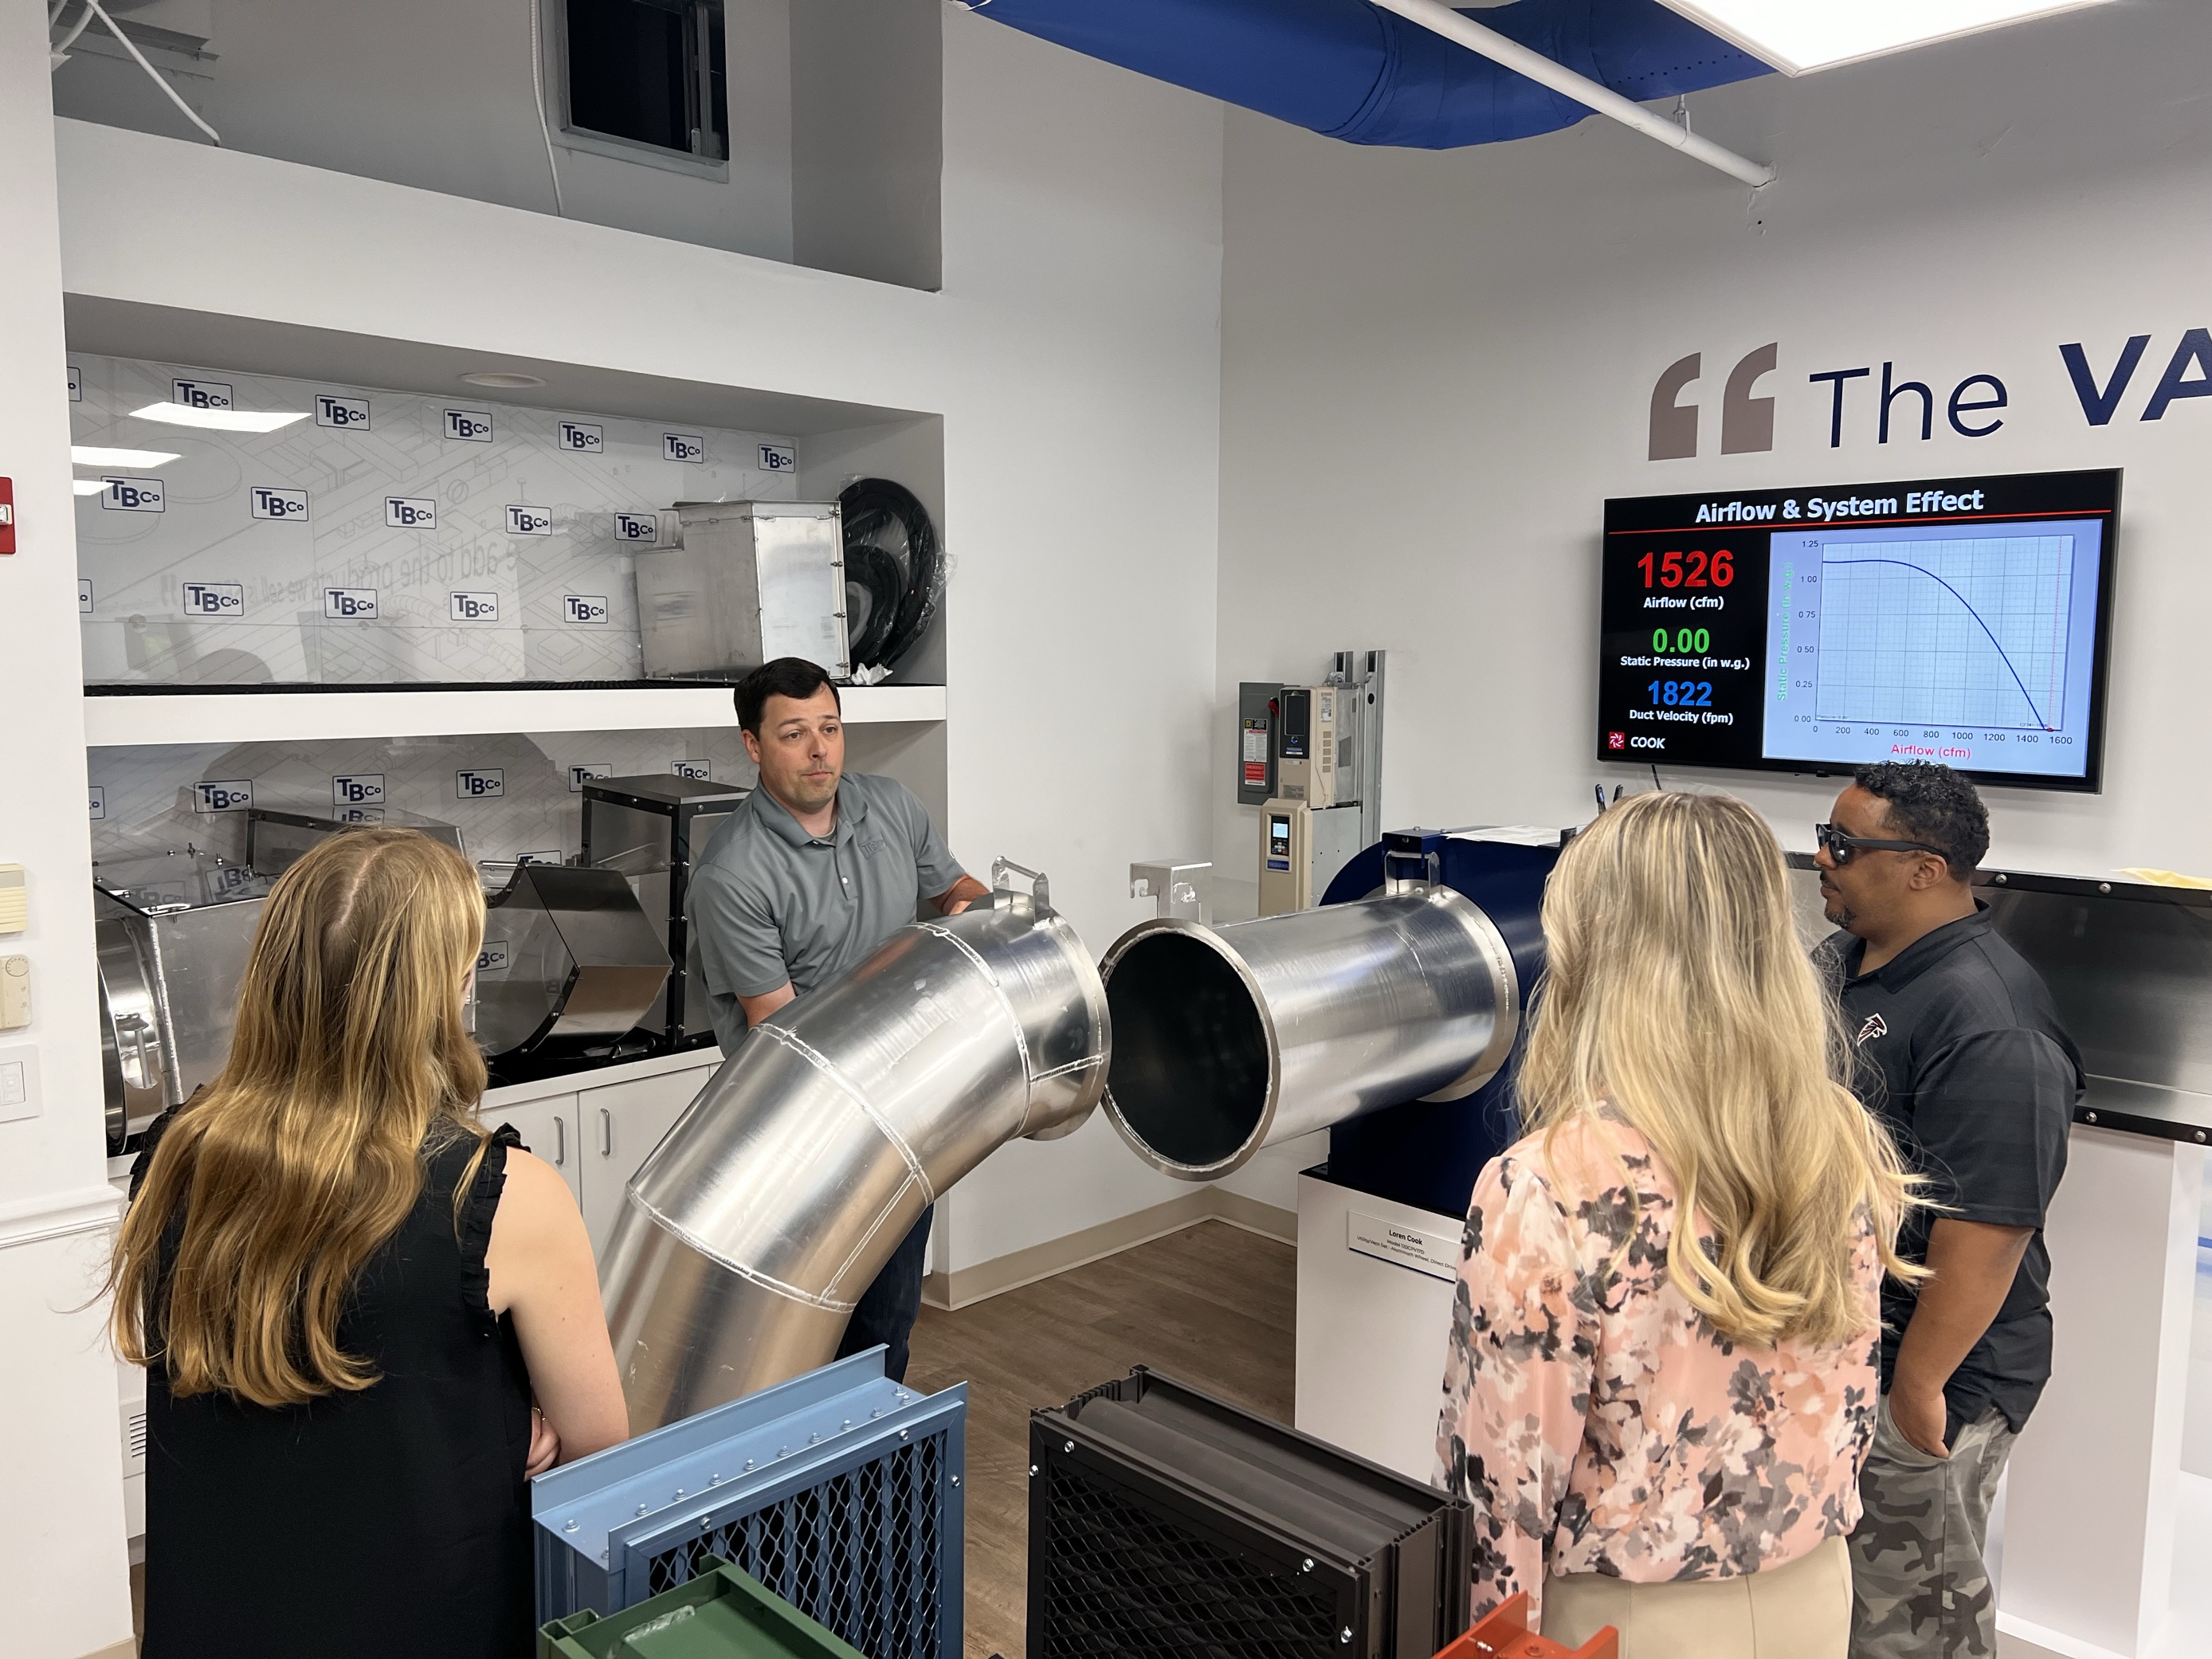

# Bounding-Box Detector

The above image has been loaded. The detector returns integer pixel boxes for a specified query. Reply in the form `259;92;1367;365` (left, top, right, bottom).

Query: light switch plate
0;865;24;935
0;1042;40;1124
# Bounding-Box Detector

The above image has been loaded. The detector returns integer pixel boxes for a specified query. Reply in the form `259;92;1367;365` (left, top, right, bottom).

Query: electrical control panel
1277;685;1353;807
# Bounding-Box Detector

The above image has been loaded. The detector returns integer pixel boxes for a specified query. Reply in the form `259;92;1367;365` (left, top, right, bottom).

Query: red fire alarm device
0;477;14;555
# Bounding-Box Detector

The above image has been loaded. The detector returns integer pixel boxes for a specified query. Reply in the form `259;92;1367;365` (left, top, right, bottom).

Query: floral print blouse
1434;1111;1881;1623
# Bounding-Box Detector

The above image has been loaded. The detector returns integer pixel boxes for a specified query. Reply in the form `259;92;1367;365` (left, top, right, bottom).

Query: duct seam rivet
563;1520;578;1533
2195;1130;2206;1143
1064;1440;1074;1453
2085;1111;2100;1124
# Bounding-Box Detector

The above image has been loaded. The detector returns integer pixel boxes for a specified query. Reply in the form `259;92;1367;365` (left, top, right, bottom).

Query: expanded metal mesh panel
1037;1460;1339;1658
641;1434;947;1659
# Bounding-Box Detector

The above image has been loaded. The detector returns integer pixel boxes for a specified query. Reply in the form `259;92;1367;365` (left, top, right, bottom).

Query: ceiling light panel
1657;0;2116;74
127;401;308;433
72;445;181;468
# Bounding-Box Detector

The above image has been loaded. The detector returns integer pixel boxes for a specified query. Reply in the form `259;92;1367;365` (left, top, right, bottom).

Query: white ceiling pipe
1370;0;1777;186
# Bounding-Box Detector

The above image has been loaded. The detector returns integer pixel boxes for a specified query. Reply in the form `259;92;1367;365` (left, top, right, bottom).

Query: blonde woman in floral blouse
1436;792;1922;1657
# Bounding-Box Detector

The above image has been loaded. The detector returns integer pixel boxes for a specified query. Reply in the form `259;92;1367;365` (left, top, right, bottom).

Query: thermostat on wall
0;865;24;935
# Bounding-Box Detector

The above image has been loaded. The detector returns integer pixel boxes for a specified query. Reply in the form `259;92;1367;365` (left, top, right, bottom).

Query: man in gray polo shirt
687;656;986;1380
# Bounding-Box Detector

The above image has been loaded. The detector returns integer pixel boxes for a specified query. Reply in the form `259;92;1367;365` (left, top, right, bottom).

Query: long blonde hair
1518;791;1922;1348
109;828;491;1406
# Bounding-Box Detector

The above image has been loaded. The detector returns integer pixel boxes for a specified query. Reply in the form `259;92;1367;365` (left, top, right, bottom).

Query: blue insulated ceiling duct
969;0;1771;149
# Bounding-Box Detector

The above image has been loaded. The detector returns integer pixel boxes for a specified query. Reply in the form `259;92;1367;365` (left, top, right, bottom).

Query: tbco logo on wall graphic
181;582;244;616
1649;327;2212;459
249;486;310;521
456;768;505;799
101;477;164;512
171;378;232;410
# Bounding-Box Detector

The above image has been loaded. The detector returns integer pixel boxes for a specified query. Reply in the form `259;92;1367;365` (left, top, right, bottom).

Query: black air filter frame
1028;1368;1470;1659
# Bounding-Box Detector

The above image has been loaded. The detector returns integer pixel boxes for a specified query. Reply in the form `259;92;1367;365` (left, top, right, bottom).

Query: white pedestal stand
1293;1171;1465;1481
1998;1128;2205;1659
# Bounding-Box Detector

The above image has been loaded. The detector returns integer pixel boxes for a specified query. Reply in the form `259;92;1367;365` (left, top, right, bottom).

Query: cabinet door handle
553;1115;567;1167
599;1107;613;1158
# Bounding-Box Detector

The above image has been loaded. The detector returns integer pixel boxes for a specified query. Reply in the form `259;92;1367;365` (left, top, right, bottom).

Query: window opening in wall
563;0;728;165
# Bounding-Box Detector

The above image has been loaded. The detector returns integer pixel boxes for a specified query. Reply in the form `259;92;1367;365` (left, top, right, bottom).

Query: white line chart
1814;535;2075;731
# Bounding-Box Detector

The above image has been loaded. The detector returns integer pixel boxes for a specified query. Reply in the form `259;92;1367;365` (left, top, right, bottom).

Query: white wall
51;0;798;261
0;0;139;1650
1215;0;2212;887
50;7;1224;1289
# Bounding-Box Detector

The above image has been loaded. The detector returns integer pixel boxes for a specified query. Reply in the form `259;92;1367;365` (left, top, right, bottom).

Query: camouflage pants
1849;1395;2016;1658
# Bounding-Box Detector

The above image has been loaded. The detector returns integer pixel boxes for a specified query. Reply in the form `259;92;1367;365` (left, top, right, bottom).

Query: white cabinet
484;1091;583;1206
578;1068;714;1254
480;1057;719;1257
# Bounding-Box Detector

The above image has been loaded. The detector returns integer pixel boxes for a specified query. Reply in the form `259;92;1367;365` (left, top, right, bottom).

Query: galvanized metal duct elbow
601;879;1108;1431
1098;888;1520;1179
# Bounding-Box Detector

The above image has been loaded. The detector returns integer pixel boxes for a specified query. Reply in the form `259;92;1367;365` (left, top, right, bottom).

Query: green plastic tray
538;1559;869;1659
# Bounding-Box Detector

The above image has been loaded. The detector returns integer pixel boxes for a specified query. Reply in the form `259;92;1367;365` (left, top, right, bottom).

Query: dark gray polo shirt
1822;905;2083;1435
686;771;965;1053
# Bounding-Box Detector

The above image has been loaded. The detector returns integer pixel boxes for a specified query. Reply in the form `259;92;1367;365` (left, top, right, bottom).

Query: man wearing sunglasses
1816;761;2082;1659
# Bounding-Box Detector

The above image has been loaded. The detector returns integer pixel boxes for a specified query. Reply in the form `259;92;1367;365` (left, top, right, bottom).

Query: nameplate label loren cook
1347;1211;1460;1282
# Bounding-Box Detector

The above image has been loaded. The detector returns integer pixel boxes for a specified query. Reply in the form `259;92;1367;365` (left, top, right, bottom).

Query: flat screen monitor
1597;469;2119;791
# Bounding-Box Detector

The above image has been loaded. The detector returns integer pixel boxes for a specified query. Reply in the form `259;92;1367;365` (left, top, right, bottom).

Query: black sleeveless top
135;1119;534;1659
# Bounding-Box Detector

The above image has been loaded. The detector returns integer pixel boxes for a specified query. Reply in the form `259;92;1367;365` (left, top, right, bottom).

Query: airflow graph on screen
1814;535;2075;731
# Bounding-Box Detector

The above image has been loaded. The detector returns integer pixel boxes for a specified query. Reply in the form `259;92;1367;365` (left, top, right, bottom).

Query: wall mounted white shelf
81;681;947;748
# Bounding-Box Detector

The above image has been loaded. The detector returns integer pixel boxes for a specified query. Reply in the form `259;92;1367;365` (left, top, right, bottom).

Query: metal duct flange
1099;888;1519;1181
602;877;1108;1430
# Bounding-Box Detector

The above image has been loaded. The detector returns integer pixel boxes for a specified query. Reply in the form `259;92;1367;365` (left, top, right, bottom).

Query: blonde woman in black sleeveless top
109;829;629;1658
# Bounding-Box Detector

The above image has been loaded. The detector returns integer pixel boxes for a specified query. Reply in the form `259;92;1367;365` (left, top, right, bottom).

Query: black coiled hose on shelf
837;477;943;676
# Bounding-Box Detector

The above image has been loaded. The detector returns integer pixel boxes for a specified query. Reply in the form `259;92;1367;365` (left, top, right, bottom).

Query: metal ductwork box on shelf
93;852;273;1154
582;774;751;1050
1027;1367;1471;1659
635;501;851;683
475;864;672;1065
533;1349;965;1659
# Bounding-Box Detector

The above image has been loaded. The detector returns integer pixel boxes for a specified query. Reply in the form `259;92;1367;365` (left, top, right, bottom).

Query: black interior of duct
1104;932;1269;1169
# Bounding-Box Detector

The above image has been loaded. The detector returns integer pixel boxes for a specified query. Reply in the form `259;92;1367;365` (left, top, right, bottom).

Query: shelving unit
80;681;947;747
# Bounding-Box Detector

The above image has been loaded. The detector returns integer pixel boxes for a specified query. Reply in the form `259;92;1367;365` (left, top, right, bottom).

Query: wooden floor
904;1219;1296;1659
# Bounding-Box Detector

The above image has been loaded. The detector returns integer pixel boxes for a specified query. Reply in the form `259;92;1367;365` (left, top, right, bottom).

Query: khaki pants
1849;1397;2016;1658
1543;1533;1854;1658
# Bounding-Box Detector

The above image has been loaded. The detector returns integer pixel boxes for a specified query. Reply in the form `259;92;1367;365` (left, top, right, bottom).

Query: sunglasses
1814;822;1948;866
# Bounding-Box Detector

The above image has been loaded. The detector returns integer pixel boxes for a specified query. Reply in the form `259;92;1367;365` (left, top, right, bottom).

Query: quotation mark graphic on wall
1649;343;1779;461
